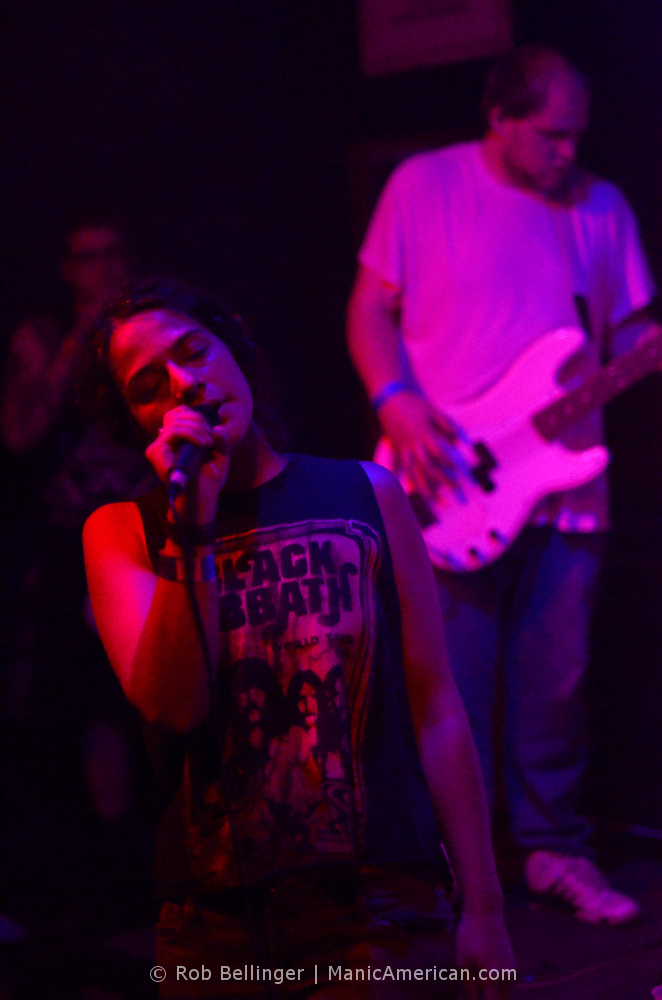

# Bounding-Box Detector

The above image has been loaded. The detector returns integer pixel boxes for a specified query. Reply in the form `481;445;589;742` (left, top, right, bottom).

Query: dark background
3;0;662;873
5;0;662;463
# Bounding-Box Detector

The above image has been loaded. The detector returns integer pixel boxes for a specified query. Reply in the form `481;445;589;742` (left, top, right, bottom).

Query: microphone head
166;402;221;500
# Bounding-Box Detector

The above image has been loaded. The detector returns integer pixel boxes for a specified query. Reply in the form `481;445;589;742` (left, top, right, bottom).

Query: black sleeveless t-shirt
136;455;449;897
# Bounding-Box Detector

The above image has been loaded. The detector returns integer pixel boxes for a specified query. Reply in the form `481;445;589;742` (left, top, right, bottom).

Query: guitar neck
532;330;662;441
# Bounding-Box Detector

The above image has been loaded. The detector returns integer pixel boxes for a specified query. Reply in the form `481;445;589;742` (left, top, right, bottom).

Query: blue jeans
155;867;458;999
436;526;604;855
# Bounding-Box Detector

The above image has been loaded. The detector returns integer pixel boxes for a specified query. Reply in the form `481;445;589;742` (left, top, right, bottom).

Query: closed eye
185;348;207;362
127;369;166;404
124;328;213;404
177;336;209;365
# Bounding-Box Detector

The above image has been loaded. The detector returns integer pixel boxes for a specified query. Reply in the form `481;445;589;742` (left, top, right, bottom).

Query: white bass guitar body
375;325;662;572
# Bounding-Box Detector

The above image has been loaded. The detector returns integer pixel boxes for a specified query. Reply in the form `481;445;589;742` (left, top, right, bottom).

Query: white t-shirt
359;141;656;530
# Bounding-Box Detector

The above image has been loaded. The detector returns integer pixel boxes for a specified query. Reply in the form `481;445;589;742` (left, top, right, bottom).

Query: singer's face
108;309;253;444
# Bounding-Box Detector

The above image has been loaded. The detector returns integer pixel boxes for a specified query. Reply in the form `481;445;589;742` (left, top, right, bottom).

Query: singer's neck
224;423;286;494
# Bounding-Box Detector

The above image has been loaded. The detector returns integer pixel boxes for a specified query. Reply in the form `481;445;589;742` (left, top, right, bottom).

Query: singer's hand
145;405;229;523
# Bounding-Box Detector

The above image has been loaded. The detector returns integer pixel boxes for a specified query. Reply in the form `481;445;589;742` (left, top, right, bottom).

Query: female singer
82;279;513;999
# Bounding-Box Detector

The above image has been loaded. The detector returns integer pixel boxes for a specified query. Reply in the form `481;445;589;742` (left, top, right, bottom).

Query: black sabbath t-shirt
138;455;448;894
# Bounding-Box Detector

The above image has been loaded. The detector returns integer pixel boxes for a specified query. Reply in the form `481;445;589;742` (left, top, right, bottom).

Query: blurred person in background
0;216;155;936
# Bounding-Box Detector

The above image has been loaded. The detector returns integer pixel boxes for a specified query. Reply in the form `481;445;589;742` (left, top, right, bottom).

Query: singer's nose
169;364;205;405
175;385;202;404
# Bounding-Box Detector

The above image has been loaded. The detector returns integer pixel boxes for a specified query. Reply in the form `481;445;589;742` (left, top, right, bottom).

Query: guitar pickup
470;441;498;492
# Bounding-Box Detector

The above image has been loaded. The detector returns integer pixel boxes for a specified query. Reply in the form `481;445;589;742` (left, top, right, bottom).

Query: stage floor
1;842;661;999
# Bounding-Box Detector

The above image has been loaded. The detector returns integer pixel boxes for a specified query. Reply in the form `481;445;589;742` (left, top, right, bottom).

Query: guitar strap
573;293;592;341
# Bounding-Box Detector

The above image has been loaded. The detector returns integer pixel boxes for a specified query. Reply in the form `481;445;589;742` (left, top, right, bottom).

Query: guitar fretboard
532;331;662;441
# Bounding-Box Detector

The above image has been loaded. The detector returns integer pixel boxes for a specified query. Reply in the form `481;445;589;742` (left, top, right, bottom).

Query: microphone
167;402;220;500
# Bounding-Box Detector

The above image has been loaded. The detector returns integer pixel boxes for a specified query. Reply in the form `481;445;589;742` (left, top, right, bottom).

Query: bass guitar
374;326;662;572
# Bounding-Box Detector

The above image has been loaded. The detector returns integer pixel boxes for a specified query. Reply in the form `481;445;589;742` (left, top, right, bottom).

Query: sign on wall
358;0;512;77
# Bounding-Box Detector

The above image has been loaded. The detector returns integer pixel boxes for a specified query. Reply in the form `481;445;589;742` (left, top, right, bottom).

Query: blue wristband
370;380;410;411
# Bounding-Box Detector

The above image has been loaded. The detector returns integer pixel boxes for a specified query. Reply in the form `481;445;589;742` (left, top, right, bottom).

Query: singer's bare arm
84;501;217;733
362;460;514;998
83;408;230;734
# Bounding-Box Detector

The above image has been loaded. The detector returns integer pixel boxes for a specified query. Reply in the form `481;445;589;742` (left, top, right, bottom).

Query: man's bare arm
347;266;458;497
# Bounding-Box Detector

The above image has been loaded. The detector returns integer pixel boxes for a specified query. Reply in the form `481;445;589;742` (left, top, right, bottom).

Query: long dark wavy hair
79;277;285;450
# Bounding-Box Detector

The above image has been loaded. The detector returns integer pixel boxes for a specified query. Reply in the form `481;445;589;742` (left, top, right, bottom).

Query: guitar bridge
470;441;498;492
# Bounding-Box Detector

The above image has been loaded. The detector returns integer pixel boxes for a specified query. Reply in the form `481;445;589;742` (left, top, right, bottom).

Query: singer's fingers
159;407;217;444
145;414;214;483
